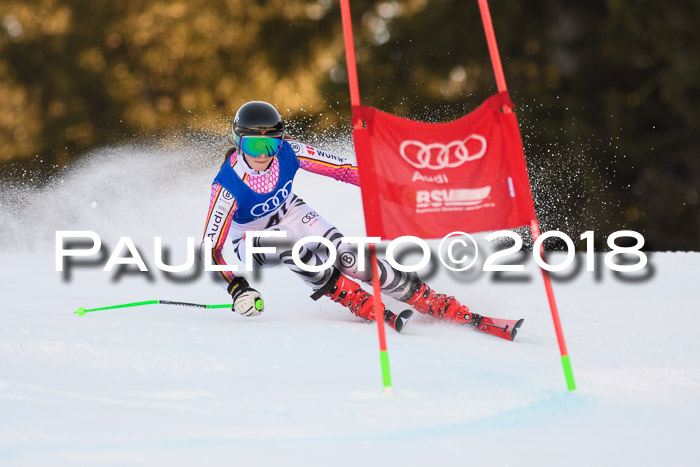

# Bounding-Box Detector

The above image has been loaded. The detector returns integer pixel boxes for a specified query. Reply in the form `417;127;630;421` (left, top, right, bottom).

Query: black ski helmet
232;101;284;139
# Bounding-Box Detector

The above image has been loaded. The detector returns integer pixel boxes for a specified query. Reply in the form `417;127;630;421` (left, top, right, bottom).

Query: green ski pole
74;300;231;316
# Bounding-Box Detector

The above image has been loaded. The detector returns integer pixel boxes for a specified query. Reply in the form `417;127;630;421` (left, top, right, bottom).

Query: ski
384;309;414;333
466;313;524;341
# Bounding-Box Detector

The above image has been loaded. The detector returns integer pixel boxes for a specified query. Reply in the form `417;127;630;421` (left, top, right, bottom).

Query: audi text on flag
352;92;537;239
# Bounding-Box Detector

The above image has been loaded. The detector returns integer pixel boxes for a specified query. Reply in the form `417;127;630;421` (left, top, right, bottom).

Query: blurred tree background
1;0;698;249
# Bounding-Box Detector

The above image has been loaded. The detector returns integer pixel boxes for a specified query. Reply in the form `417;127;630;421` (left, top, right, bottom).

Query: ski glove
227;277;264;317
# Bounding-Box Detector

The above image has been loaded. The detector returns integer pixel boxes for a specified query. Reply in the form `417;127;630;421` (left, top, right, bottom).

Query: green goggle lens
237;136;284;158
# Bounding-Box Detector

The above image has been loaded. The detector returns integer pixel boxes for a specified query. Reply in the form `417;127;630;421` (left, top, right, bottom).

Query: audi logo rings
399;134;487;170
249;180;293;217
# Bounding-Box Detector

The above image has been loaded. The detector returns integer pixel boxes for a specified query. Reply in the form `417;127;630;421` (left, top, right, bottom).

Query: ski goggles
236;135;284;158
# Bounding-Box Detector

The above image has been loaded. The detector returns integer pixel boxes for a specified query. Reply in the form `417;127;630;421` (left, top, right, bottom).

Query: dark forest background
1;0;698;250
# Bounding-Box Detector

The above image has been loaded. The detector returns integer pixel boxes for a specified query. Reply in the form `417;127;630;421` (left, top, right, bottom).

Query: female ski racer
200;101;479;332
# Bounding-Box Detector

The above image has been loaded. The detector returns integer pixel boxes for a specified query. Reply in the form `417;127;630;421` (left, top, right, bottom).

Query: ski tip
394;309;414;333
74;307;86;316
510;318;525;341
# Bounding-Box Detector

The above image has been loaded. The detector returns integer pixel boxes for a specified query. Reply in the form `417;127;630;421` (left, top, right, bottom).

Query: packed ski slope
1;143;699;466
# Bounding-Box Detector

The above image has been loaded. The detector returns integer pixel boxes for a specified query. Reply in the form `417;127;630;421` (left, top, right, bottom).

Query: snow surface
1;145;699;466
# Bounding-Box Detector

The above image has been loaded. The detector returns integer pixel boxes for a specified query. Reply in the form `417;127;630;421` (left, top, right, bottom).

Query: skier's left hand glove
227;277;264;317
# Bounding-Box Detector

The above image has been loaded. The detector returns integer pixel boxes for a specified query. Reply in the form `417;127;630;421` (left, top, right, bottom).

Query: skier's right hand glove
227;277;264;317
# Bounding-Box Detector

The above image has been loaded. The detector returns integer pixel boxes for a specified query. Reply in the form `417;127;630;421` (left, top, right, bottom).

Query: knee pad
336;242;371;282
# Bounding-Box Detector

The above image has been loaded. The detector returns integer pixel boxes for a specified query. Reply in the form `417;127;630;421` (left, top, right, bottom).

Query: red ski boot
311;269;413;332
404;281;475;325
403;279;524;341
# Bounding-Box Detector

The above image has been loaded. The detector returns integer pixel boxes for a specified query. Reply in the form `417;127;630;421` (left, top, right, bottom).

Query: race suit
200;140;413;300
